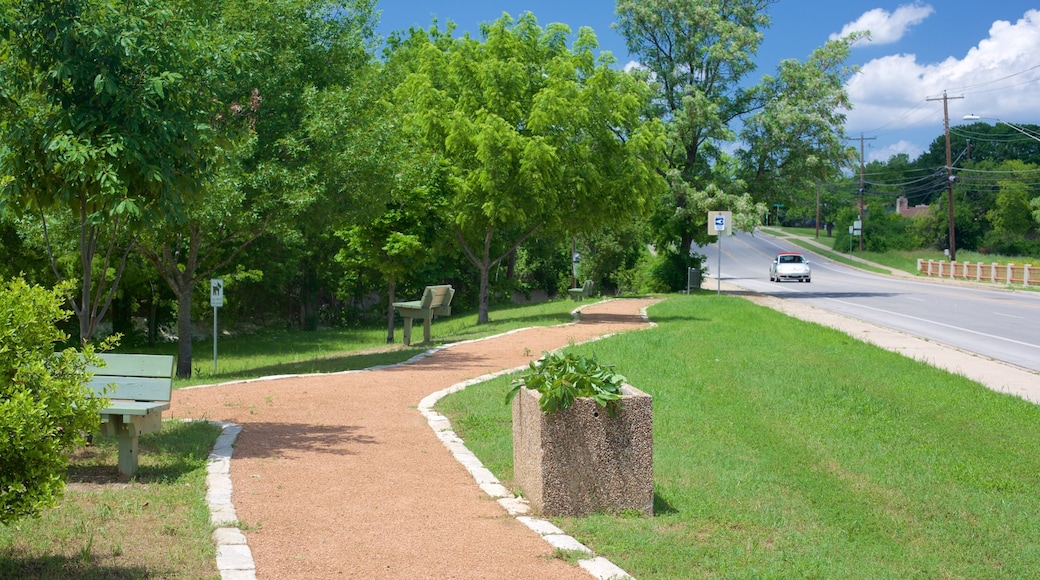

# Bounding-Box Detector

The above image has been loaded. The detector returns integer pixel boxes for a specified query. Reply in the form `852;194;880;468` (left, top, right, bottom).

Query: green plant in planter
505;351;626;416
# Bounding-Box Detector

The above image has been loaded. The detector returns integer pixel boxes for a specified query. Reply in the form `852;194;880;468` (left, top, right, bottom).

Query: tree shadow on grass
68;420;222;485
0;554;151;580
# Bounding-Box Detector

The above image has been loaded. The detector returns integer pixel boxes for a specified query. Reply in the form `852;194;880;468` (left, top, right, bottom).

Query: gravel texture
171;298;659;579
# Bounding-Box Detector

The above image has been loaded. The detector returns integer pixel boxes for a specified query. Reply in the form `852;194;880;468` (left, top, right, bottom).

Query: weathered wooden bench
392;284;455;346
569;279;594;301
85;353;174;477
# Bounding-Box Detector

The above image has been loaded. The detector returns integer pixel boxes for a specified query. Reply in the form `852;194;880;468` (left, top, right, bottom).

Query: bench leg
116;429;140;477
402;317;413;346
422;316;432;344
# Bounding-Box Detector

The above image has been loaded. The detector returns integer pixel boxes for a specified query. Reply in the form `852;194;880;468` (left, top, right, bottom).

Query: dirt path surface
171;298;659;579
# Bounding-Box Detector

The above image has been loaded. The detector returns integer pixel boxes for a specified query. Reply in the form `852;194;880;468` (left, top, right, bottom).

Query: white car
769;252;811;283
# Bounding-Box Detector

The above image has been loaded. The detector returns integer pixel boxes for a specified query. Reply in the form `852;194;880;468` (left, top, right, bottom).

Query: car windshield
779;255;803;264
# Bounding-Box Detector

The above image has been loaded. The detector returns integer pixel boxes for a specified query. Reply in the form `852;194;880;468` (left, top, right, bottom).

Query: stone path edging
417;301;658;580
204;421;256;580
195;299;656;579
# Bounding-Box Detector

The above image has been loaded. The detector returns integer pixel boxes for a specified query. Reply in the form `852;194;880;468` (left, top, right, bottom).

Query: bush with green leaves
506;351;626;416
0;278;108;524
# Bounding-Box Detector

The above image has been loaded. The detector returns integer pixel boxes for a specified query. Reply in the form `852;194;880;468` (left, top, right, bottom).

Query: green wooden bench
85;353;174;477
569;279;594;301
392;284;455;346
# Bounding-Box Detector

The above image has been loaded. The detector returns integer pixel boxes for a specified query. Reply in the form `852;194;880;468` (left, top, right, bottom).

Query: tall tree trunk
386;277;396;343
77;198;96;343
175;286;194;379
477;261;491;324
147;282;159;347
299;263;319;331
454;223;542;326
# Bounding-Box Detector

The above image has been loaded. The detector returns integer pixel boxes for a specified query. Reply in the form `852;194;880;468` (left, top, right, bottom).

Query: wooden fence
917;259;1036;287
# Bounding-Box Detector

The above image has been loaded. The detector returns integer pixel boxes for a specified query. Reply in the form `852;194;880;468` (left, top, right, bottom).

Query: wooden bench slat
86;376;173;402
100;401;171;417
87;353;174;378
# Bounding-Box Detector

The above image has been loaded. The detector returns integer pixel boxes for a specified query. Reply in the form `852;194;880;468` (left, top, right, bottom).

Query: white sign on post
210;279;224;373
706;211;732;296
210;279;224;308
707;211;732;236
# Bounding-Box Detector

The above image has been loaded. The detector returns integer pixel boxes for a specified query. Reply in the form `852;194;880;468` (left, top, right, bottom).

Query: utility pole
927;90;963;261
815;181;821;239
854;133;875;251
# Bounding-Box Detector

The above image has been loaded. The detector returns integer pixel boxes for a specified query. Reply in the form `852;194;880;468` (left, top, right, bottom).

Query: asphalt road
695;231;1040;373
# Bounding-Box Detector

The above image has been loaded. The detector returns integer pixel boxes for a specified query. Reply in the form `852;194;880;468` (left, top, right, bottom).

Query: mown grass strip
0;421;223;579
436;294;1040;578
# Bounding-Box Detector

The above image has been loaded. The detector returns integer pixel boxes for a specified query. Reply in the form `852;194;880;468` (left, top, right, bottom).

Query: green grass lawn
437;294;1040;578
7;292;1040;578
0;421;223;579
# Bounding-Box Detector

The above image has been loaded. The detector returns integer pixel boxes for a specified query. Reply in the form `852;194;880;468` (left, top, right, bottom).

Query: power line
948;63;1040;94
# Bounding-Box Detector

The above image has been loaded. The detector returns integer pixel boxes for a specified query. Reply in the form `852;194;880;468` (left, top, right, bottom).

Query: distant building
896;196;930;218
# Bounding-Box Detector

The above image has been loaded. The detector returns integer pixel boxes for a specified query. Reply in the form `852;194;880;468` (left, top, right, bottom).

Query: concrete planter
512;384;653;517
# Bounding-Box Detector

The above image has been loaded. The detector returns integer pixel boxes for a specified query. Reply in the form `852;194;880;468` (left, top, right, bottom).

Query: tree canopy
392;13;666;322
0;0;235;342
616;0;858;283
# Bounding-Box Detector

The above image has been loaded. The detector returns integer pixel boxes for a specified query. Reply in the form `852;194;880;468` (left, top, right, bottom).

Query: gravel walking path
171;298;659;579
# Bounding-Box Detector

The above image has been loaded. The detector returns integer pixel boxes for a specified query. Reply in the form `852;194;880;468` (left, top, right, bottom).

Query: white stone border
197;420;256;580
194;299;656;579
417;301;657;580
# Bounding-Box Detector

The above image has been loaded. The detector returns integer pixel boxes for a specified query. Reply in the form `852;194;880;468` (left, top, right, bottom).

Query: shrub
641;249;705;293
978;231;1040;257
0;278;108;524
505;351;626;416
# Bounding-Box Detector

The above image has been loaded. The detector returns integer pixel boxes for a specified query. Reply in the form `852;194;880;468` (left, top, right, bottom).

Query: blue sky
375;2;1040;163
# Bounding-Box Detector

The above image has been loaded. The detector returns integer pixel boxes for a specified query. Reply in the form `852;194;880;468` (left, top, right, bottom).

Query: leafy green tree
616;0;857;264
334;165;450;342
947;122;1040;168
223;0;383;334
0;278;108;524
920;188;987;254
393;13;666;323
574;219;650;295
985;160;1037;237
132;0;382;377
0;0;228;343
616;0;770;260
739;37;861;219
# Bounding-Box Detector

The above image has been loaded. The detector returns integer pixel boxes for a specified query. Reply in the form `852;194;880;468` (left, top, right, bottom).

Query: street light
962;115;1040;143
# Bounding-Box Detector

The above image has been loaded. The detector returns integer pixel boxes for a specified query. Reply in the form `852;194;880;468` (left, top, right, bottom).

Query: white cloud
843;9;1040;146
869;140;923;163
831;3;935;47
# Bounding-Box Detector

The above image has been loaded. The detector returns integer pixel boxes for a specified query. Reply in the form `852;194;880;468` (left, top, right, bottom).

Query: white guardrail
918;259;1035;287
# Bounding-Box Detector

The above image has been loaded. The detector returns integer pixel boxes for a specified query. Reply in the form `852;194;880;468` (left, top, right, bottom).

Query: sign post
849;221;862;254
707;211;732;296
210;279;224;373
572;251;580;287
